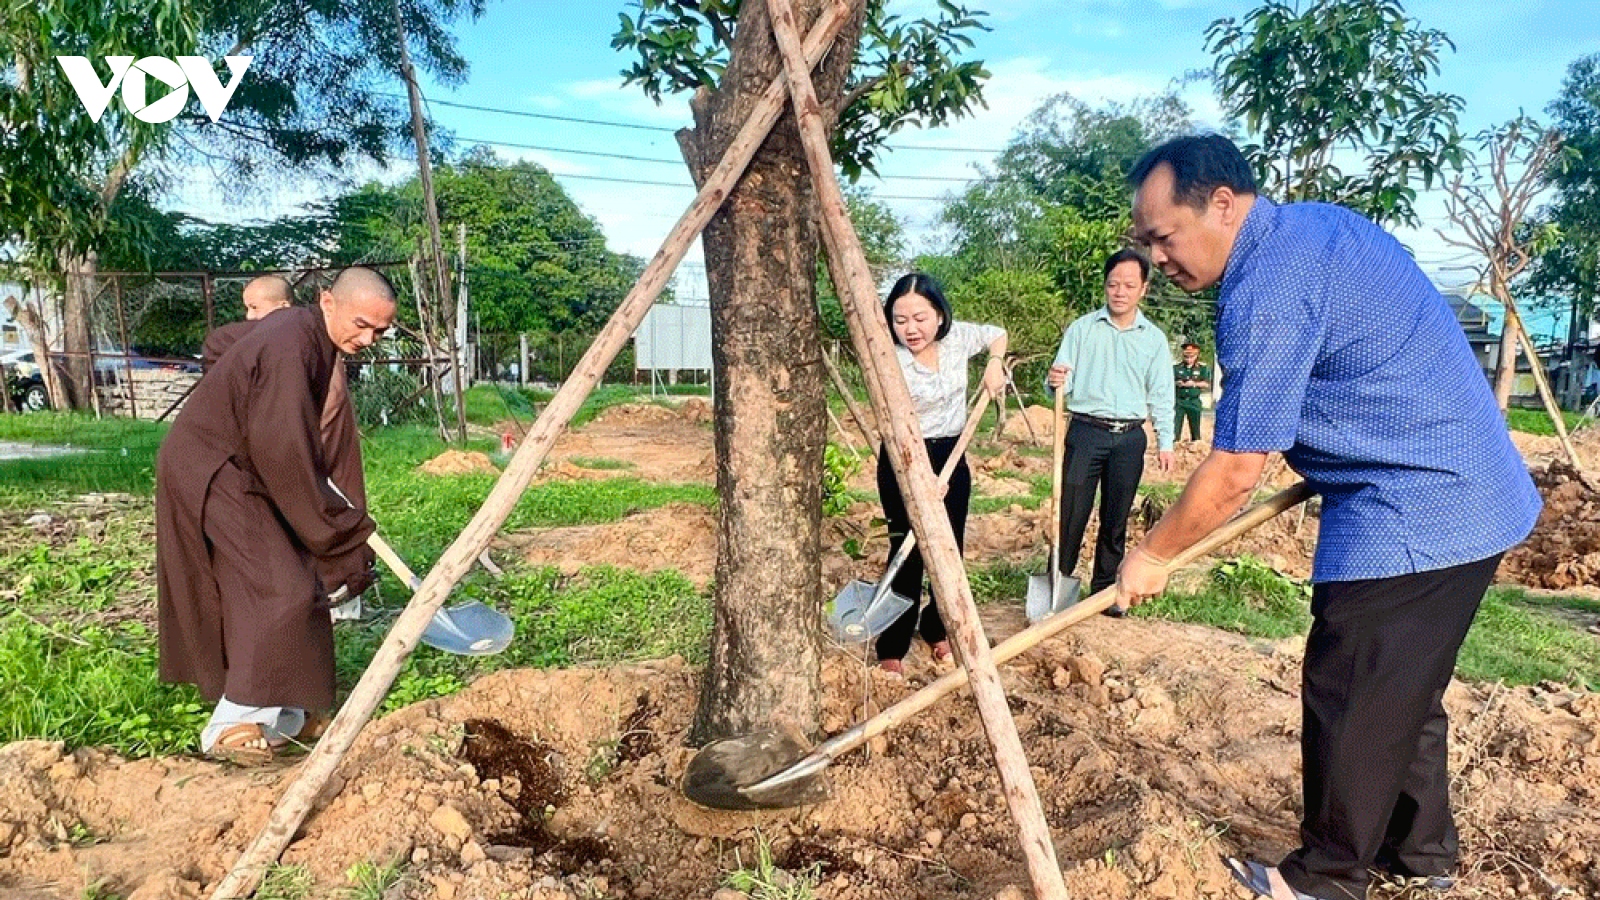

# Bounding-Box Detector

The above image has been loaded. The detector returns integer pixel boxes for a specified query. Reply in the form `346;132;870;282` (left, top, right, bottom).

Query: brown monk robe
157;269;395;718
202;277;365;506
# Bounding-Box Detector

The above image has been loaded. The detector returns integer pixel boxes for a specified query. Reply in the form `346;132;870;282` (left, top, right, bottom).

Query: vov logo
56;56;252;124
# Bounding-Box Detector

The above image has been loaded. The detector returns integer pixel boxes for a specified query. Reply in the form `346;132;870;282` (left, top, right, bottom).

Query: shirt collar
1092;306;1149;331
1219;195;1275;303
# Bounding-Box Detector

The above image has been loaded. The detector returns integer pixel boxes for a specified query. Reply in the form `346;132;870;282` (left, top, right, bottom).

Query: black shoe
1100;605;1125;618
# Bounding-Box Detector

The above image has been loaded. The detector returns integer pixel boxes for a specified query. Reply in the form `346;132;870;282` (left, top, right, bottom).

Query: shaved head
242;276;294;320
329;267;397;305
319;267;397;354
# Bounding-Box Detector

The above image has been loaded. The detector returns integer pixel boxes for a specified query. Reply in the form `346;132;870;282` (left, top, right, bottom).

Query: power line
455;135;981;183
383;91;1009;154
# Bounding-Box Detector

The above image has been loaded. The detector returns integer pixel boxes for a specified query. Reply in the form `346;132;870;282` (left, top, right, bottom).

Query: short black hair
884;272;953;344
1103;248;1151;283
1129;134;1258;210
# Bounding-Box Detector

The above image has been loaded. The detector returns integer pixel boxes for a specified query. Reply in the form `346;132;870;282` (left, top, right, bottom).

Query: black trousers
1056;419;1146;593
1278;554;1502;900
874;436;971;662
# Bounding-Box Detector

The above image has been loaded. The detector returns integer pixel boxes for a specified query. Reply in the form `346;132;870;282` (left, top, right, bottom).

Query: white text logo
55;56;252;124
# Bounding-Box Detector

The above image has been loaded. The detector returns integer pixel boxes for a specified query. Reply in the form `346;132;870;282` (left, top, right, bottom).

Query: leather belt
1073;413;1144;434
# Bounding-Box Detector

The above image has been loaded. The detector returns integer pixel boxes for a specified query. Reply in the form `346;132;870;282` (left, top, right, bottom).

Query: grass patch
0;615;209;756
1135;555;1313;640
569;456;634;471
339;565;712;714
0;414;167;502
969;558;1038;606
1506;407;1584;436
1139;560;1600;690
1457;588;1600;689
725;832;821;900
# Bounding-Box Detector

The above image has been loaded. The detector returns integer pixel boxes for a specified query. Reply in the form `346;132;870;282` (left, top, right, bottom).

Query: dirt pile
506;503;720;585
1503;461;1600;590
999;405;1053;444
679;397;713;424
419;450;500;476
1;614;1594;900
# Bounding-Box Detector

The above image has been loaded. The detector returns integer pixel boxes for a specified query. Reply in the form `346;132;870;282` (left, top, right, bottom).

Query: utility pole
392;0;466;444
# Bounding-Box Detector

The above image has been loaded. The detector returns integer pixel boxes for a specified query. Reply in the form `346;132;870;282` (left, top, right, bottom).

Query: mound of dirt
418;450;500;476
507;503;720;585
591;403;684;428
999;405;1053;445
679;397;712;424
1;612;1594;900
1503;460;1600;590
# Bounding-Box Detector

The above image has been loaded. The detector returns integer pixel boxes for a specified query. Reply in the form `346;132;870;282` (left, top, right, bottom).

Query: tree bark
1492;270;1519;412
682;0;866;744
58;251;99;410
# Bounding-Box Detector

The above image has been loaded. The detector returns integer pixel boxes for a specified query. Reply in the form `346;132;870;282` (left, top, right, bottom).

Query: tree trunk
1493;272;1517;412
59;251;100;410
681;0;865;745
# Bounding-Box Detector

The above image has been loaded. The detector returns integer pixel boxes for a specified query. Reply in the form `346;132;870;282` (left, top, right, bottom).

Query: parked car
1;350;48;412
2;349;200;412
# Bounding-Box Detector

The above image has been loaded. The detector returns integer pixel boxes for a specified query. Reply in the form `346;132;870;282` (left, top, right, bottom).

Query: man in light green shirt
1044;248;1175;612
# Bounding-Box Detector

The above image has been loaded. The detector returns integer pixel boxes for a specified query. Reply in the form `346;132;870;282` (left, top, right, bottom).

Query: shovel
366;534;516;656
829;387;993;643
326;479;515;656
683;481;1313;809
1026;387;1081;623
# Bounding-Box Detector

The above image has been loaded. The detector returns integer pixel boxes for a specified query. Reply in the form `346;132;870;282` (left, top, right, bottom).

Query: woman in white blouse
875;272;1008;674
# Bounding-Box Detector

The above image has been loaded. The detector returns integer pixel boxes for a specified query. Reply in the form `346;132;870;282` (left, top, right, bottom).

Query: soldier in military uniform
1173;341;1211;443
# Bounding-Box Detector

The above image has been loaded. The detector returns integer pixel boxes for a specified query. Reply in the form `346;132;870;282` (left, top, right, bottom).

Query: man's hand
982;357;1008;397
1158;450;1174;473
1047;364;1071;389
1116;545;1170;610
322;544;378;599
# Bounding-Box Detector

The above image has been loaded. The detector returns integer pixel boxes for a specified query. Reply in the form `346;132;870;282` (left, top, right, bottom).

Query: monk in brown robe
203;275;365;505
157;268;395;762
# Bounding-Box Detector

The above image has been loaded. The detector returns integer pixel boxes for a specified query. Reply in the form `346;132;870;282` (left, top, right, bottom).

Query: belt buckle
1109;420;1132;433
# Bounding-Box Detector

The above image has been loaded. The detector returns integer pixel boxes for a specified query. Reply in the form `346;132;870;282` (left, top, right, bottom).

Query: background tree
1205;0;1465;228
1535;53;1600;405
0;0;485;408
919;91;1200;394
1438;117;1566;410
612;0;989;742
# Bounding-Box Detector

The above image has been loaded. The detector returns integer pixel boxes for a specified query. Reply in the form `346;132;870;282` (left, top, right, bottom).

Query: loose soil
3;406;1597;900
1;614;1595;900
419;450;501;476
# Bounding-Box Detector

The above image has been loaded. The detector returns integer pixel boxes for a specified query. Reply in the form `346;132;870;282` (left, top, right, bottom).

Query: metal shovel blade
1024;572;1054;623
827;580;914;644
1025;573;1082;624
420;601;515;656
682;729;831;810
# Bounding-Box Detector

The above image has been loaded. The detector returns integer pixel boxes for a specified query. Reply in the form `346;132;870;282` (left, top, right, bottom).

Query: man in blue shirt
1119;135;1541;900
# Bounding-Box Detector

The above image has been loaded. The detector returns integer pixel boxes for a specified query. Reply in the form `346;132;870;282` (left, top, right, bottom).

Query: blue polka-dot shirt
1213;197;1542;582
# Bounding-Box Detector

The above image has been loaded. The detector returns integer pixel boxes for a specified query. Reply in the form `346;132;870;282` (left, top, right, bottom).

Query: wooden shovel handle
942;385;992;487
367;533;422;591
1048;386;1066;567
814;481;1312;759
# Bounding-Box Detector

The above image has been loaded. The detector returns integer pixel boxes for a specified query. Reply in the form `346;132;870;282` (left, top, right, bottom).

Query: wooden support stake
826;404;862;457
1510;311;1595;488
208;8;858;898
822;344;879;445
765;3;1067;898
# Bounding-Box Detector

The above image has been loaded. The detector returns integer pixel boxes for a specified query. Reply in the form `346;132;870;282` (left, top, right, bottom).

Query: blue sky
180;1;1600;305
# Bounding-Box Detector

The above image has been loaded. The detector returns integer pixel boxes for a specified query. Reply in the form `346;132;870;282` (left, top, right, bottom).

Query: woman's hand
982;357;1008;397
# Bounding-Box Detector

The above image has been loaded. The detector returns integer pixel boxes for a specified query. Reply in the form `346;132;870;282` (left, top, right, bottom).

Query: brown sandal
294;712;332;743
208;723;277;766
